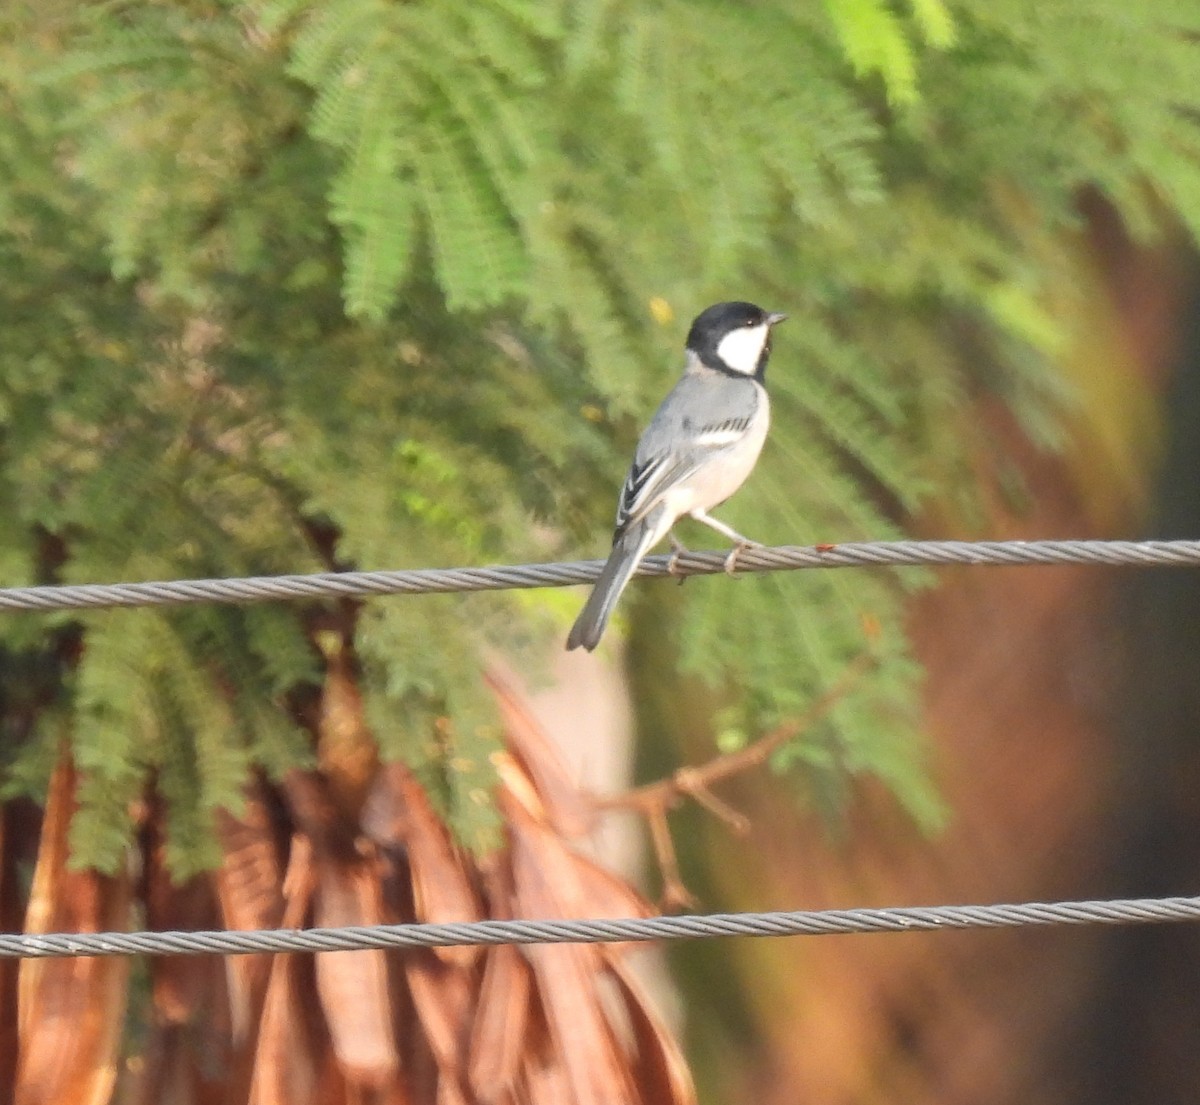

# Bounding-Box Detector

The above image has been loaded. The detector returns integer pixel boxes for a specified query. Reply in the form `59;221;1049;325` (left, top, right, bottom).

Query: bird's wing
613;376;761;534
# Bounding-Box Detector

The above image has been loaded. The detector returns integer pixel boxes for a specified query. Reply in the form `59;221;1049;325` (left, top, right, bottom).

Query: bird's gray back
634;369;763;464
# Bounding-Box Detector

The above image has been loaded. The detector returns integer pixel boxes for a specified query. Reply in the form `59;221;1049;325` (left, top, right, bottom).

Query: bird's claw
667;537;689;584
723;541;759;576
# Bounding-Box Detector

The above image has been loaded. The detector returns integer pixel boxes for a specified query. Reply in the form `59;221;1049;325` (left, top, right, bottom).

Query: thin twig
598;650;877;905
647;806;697;911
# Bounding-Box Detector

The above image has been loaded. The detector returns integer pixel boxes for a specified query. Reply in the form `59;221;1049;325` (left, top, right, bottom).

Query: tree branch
597;650;877;906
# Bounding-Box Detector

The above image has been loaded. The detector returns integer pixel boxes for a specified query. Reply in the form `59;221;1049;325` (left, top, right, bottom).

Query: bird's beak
766;312;788;327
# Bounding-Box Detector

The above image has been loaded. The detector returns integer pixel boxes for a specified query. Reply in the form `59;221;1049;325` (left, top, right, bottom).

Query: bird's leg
667;532;689;583
690;510;760;576
690;509;757;547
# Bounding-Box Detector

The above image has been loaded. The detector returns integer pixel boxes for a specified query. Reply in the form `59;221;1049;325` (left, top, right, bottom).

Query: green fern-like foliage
258;0;557;313
1;0;1199;868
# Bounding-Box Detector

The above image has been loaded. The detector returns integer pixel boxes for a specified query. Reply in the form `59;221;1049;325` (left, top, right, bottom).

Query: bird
566;300;786;652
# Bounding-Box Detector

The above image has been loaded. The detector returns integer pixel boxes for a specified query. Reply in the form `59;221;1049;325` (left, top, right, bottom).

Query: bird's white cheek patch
716;323;769;375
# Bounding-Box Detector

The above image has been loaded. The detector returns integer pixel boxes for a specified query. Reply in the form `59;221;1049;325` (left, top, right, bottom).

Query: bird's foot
667;535;689;584
723;541;760;576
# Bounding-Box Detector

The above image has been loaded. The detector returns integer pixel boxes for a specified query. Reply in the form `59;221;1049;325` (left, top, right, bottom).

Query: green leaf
824;0;919;104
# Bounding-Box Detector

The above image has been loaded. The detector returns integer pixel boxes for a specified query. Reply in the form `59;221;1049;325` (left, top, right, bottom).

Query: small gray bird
567;301;786;651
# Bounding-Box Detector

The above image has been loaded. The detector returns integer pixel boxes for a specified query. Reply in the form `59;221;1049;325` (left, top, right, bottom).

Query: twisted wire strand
4;895;1200;959
2;539;1199;614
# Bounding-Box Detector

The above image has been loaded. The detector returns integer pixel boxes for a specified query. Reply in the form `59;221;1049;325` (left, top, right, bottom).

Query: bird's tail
566;518;659;652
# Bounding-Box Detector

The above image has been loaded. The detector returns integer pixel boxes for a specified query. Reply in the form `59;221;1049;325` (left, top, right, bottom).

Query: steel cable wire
4;895;1200;959
1;539;1199;613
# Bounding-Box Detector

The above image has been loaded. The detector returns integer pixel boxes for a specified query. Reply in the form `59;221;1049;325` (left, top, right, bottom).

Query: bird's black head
685;301;787;380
